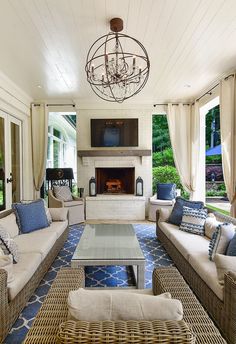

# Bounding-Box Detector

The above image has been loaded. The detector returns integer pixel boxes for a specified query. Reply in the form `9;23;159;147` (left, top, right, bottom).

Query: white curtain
220;75;236;217
31;104;48;199
167;102;200;200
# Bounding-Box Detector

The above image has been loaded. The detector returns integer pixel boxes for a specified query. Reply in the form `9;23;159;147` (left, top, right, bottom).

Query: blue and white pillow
209;223;235;261
179;206;208;236
168;197;204;226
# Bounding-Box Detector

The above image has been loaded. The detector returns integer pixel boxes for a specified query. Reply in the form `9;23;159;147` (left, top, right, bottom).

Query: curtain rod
33;103;75;107
153;73;235;107
153;103;190;107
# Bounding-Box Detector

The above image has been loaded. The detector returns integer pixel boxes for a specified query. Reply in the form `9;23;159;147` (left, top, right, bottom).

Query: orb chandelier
85;18;150;103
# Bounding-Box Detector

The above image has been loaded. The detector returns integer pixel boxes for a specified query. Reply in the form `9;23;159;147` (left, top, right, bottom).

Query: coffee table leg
137;263;145;289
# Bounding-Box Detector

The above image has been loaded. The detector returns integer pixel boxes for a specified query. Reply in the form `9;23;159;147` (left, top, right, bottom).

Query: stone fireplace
77;107;153;219
96;167;135;194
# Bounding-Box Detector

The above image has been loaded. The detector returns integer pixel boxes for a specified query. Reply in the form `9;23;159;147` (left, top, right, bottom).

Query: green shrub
152;148;175;167
152;165;188;198
206;190;226;197
206;155;222;164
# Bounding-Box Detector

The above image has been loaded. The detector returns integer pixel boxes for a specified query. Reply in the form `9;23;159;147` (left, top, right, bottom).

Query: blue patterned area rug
5;223;173;344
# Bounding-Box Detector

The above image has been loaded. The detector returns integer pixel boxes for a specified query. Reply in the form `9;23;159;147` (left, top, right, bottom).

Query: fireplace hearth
96;167;135;194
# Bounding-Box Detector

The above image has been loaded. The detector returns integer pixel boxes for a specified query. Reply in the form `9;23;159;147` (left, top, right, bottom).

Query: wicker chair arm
0;269;8;311
48;190;64;208
156;209;161;223
57;319;195;344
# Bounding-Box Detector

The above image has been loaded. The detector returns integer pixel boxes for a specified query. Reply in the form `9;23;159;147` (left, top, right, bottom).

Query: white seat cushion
8;252;42;300
189;252;223;300
158;221;179;240
64;200;83;207
169;228;210;261
47;221;68;238
14;230;57;259
150;199;174;206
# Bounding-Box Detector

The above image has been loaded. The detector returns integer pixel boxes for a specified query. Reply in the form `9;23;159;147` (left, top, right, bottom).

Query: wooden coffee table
71;224;145;288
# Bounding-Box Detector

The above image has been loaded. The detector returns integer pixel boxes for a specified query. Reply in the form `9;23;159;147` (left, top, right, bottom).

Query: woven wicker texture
153;267;227;344
57;319;194;344
0;226;69;343
24;268;85;344
24;268;195;344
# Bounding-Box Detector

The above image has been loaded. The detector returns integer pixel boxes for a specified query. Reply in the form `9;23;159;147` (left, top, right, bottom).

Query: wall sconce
89;177;97;196
136;176;143;196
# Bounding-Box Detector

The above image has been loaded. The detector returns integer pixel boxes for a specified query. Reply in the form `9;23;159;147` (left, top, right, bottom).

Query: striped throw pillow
179;206;208;236
209;223;235;261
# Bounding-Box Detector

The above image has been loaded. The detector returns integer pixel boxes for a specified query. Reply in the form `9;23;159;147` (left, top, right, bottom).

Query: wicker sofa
156;208;236;344
0;208;69;343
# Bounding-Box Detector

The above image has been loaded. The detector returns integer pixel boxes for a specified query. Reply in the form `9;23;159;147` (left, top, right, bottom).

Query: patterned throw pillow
179;206;208;236
168;197;204;226
12;199;49;234
209;223;235;261
0;227;19;263
53;186;73;201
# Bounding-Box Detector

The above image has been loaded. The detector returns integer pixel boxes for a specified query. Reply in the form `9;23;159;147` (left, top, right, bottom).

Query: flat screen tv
91;118;138;147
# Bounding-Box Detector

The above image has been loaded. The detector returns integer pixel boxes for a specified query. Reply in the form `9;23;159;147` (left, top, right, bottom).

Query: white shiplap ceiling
0;0;236;105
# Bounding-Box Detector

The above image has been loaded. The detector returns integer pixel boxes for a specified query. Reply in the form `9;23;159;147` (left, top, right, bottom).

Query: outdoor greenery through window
205;105;229;215
152;115;188;198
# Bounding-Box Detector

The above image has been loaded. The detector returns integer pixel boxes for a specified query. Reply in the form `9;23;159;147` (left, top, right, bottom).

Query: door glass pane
11;122;20;203
0;117;5;210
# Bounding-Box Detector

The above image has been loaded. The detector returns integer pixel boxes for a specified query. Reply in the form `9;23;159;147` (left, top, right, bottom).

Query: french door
0;112;22;210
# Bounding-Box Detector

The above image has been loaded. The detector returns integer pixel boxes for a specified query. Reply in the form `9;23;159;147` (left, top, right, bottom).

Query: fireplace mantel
77;149;151;157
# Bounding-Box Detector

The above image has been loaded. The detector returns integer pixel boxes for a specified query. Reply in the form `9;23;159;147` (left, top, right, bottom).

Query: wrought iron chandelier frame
85;19;150;103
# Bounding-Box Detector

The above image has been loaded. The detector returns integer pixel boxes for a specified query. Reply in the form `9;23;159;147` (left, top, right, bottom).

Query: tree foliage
205;105;220;149
152;115;171;152
152;148;175;167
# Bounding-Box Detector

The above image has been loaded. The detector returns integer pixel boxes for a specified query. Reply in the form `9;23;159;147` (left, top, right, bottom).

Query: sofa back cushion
156;183;176;200
12;199;49;234
0;213;19;238
68;288;183;321
168;197;204;226
179;206;208;236
0;228;19;263
204;215;222;239
215;254;236;285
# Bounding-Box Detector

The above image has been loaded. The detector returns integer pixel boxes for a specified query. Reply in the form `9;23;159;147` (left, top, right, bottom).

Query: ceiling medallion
85;18;150;103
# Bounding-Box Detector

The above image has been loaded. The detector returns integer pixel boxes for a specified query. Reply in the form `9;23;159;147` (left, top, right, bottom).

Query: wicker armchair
24;267;227;344
48;190;85;225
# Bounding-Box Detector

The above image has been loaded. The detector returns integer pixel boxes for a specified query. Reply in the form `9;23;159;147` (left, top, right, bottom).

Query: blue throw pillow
226;232;236;256
168;197;204;226
156;183;176;200
12;199;49;234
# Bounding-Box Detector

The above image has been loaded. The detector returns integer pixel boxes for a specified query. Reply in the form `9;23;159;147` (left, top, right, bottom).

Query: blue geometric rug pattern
5;223;173;344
